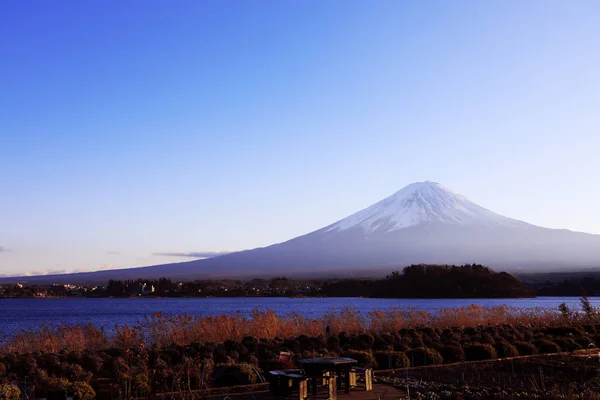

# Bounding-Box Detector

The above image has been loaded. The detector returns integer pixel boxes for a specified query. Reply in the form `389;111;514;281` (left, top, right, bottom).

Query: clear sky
1;1;600;276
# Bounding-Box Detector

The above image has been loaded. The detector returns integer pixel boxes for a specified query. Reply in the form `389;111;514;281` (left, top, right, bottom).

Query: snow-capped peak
326;181;526;233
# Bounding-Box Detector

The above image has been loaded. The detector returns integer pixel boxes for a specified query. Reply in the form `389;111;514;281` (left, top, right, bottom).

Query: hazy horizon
2;1;600;276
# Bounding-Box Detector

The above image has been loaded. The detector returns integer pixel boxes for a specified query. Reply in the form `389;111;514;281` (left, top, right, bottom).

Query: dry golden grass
0;305;589;355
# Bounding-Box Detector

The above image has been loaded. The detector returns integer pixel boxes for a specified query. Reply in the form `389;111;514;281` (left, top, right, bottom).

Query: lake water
0;297;597;339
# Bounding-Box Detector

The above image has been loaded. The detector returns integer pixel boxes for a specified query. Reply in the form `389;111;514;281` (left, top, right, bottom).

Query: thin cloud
22;269;68;277
153;251;233;258
17;264;120;277
0;246;7;252
106;251;120;255
96;264;118;271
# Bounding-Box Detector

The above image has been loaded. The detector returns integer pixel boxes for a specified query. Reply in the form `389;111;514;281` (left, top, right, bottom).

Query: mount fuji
10;181;600;283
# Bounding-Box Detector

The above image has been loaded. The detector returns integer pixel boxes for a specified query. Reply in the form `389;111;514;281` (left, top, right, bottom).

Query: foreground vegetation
377;353;600;399
1;299;600;399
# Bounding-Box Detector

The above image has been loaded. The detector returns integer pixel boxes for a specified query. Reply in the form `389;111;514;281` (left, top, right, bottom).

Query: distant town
2;265;600;299
0;277;325;298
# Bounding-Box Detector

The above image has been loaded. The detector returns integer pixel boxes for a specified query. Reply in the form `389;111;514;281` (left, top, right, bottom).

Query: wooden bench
268;370;309;399
304;374;337;399
349;367;373;391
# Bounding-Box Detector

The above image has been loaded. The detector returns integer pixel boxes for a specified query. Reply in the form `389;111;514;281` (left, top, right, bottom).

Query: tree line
321;264;535;298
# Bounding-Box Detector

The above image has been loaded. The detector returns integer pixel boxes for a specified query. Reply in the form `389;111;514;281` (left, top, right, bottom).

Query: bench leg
298;379;308;400
328;376;337;400
365;369;373;391
322;371;330;386
344;368;351;394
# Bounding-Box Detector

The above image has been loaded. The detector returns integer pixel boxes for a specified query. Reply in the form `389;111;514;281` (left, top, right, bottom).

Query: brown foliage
0;305;595;355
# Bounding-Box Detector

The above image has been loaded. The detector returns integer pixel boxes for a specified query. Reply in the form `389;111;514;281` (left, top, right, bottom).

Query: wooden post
298;379;308;400
344;367;351;394
322;371;330;386
364;369;373;391
328;376;337;400
349;371;356;387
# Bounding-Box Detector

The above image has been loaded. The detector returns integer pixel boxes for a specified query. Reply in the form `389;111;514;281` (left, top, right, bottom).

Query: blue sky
1;1;600;276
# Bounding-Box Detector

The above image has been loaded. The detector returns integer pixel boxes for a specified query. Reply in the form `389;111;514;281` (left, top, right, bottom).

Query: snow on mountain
326;181;528;233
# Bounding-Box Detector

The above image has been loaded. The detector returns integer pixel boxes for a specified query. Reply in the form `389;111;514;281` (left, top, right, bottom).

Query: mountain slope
7;181;600;284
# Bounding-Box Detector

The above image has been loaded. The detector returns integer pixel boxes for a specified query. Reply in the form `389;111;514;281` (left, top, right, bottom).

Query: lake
0;296;596;339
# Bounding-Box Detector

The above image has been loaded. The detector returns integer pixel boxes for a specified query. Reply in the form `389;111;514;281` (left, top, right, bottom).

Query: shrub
422;335;442;350
373;338;391;351
212;364;261;387
326;336;341;352
373;351;410;369
342;350;376;369
583;325;597;334
0;384;21;400
282;339;300;353
377;332;395;344
70;381;96;400
535;339;561;354
393;338;411;352
554;338;582;352
338;332;351;346
405;347;443;367
357;333;375;347
480;332;494;344
81;353;104;374
544;326;583;336
464;344;497;361
575;336;595;349
241;336;259;352
515;341;537;356
439;345;465;364
494;341;519;358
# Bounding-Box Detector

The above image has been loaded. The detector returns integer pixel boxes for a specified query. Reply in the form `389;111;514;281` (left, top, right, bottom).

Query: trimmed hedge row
0;323;598;399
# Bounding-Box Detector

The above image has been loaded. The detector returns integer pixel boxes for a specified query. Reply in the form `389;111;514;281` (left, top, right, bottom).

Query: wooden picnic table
297;357;357;395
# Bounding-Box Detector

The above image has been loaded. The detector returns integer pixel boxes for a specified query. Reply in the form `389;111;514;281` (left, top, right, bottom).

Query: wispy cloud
153;251;233;258
16;264;121;277
22;268;68;277
0;246;7;252
95;264;118;271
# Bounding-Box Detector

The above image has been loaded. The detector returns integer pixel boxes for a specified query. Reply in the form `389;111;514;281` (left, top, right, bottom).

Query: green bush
405;347;443;367
342;350;376;369
575;336;595;349
535;339;561;354
464;344;497;361
326;336;341;352
544;326;583;336
357;333;375;346
212;363;261;387
392;338;411;352
373;351;410;369
439;345;465;364
514;341;537;355
241;336;259;351
494;341;519;358
0;384;21;400
554;338;582;352
70;381;96;400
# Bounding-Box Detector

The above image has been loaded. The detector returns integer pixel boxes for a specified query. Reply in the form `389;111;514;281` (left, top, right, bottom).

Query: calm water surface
0;297;597;339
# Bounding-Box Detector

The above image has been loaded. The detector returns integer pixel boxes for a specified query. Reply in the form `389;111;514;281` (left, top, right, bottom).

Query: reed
0;305;593;355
